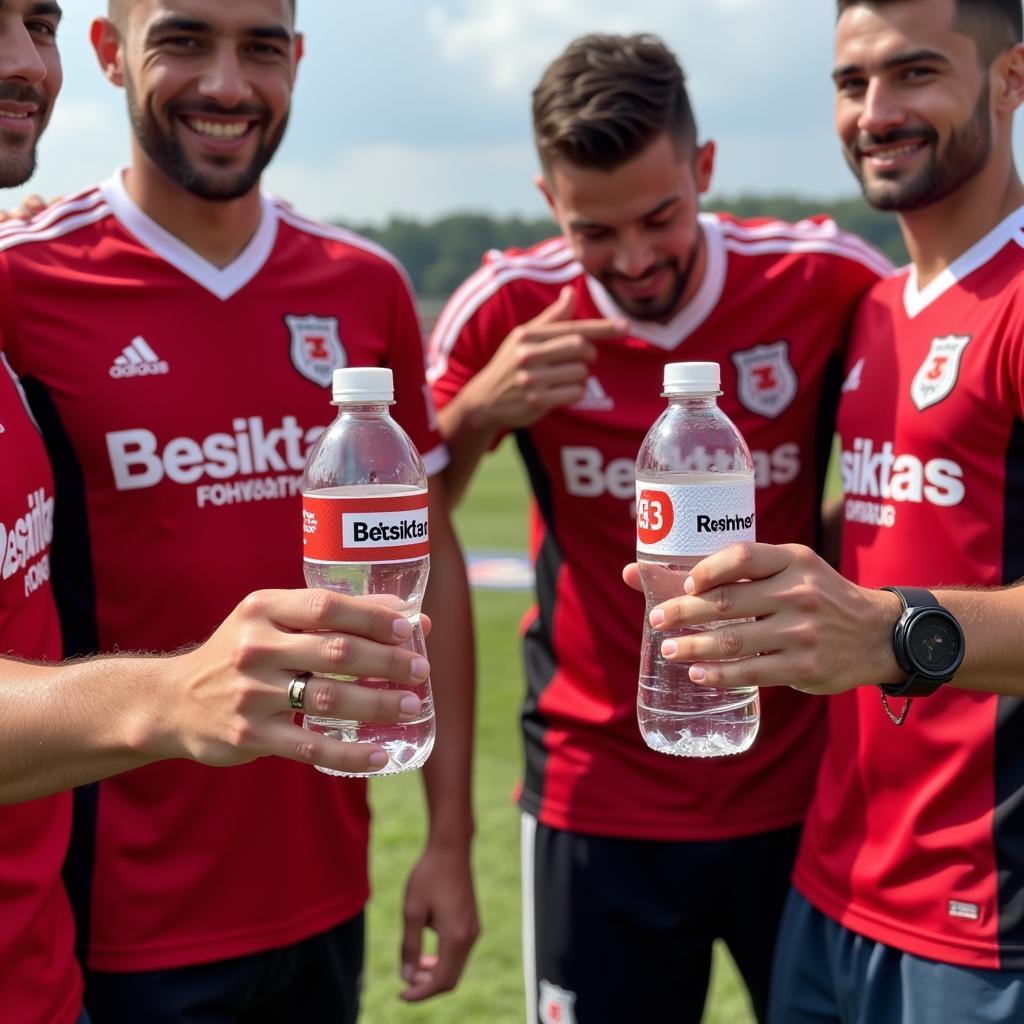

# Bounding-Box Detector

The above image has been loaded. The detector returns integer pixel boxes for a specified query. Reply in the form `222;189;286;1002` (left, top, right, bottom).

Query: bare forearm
421;485;476;847
932;583;1024;695
0;654;170;803
437;397;498;509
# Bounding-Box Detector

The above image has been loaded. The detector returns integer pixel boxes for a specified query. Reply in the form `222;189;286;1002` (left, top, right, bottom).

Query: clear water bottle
635;361;760;757
300;367;435;777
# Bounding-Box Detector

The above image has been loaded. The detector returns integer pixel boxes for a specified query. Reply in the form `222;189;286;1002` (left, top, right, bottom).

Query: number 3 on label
637;488;674;545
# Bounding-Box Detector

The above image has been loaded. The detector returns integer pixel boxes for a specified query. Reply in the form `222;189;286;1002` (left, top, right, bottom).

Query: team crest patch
286;314;347;388
539;980;577;1024
912;334;971;412
731;341;798;419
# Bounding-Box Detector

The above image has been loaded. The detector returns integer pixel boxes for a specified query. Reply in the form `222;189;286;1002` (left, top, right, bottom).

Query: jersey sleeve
385;265;449;478
426;257;513;411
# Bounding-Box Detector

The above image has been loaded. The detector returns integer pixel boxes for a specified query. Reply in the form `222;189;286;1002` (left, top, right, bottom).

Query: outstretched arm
0;588;430;803
624;543;1024;696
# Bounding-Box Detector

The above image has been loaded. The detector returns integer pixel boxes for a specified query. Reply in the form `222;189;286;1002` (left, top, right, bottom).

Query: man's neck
899;161;1024;287
123;154;264;270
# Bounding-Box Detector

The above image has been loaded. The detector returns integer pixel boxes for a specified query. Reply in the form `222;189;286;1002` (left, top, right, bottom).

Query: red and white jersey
795;205;1024;969
0;353;80;1022
0;172;446;973
429;216;890;840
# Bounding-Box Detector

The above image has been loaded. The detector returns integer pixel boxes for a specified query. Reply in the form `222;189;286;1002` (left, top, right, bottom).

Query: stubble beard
850;83;992;213
125;74;288;202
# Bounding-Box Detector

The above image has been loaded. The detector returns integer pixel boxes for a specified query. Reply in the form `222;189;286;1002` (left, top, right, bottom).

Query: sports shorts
83;912;364;1024
769;889;1024;1024
521;812;801;1023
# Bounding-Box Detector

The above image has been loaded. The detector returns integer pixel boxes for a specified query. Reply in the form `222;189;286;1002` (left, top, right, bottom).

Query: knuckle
293;739;319;764
718;627;744;658
237;590;269;620
307;588;338;626
739;658;762;686
711;586;735;615
308;681;335;715
729;542;757;571
321;634;353;665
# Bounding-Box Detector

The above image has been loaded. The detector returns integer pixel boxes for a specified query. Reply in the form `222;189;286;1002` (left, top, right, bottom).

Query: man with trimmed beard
639;0;1024;1019
0;1;478;1021
428;32;891;1024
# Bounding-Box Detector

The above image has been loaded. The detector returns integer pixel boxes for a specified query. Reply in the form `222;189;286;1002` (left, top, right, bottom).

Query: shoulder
0;186;111;256
432;237;581;343
269;198;414;293
711;212;894;279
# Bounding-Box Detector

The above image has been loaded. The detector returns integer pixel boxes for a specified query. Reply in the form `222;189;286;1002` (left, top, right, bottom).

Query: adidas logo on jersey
110;337;170;379
571;376;615;412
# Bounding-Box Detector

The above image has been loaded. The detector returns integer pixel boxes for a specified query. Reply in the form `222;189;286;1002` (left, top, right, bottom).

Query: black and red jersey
429;217;890;840
796;205;1024;969
0;351;80;1022
0;172;445;973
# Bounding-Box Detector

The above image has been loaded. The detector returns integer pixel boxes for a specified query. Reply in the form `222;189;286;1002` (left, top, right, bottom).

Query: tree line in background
344;195;907;300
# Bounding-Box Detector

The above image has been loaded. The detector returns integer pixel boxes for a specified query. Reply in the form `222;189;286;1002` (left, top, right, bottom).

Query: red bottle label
303;489;429;563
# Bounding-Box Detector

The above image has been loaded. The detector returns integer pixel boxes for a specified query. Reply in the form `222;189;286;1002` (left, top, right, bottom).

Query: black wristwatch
879;586;965;697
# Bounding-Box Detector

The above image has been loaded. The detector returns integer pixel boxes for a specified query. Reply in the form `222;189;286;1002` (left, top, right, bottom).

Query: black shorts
521;814;801;1024
83;913;364;1024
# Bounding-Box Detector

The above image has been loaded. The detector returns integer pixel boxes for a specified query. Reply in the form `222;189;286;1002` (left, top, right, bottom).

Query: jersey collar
100;169;279;301
903;203;1024;318
584;212;727;350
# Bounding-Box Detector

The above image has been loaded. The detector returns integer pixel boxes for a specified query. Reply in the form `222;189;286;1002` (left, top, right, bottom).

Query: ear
294;32;305;68
534;173;558;216
693;140;716;195
992;43;1024;117
90;17;126;88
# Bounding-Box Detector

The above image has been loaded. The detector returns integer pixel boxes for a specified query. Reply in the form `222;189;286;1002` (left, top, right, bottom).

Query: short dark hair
109;0;297;29
531;33;698;175
836;0;1022;64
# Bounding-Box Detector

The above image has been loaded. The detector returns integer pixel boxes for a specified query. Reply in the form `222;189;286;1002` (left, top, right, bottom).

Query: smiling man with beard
0;1;478;1021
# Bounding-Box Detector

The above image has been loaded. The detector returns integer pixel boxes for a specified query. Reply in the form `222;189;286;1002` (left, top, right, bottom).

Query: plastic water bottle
635;361;759;757
300;367;435;777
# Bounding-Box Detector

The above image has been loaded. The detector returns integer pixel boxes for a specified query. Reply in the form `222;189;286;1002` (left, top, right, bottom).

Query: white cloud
266;142;546;224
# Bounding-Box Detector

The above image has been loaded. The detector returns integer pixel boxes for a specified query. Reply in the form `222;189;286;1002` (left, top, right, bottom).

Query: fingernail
369;751;389;767
400;694;421;714
684;576;696;595
401;963;415;981
411;657;430;680
661;639;678;657
392;618;412;640
649;609;665;628
690;666;707;683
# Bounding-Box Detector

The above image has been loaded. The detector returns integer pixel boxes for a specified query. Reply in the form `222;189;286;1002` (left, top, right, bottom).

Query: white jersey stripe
0;187;105;241
429;243;577;364
427;260;582;384
0;203;112;254
420;443;449;478
723;236;893;277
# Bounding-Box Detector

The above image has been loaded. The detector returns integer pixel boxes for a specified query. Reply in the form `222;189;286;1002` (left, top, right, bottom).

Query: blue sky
30;1;1020;224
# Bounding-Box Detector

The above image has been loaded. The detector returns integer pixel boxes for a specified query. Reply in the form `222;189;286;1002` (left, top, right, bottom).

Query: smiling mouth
181;117;253;140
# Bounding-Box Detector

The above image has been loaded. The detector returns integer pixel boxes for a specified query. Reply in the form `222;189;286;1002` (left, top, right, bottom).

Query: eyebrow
569;196;681;231
145;15;293;46
4;1;64;17
832;48;951;81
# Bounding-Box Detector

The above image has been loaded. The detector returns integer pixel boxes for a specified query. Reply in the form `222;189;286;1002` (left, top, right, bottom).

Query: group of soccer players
1;0;1023;1022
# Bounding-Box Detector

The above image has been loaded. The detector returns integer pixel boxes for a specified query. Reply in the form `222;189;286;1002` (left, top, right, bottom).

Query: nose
857;78;905;139
0;20;48;87
197;45;253;108
612;231;656;279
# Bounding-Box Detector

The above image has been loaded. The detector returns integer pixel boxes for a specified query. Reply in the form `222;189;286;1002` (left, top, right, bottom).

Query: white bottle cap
663;361;721;395
332;367;395;403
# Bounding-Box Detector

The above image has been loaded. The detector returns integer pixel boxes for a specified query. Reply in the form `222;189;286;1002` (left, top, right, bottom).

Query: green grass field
361;442;757;1023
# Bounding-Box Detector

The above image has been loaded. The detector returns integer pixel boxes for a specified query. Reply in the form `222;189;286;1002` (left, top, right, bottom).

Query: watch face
909;611;962;674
